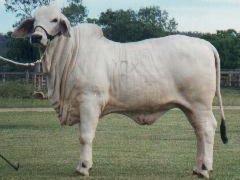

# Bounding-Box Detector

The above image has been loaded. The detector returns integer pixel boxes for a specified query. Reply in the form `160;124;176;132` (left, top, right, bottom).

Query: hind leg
186;109;217;178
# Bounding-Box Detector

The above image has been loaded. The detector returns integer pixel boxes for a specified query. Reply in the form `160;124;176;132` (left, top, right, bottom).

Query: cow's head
12;5;71;48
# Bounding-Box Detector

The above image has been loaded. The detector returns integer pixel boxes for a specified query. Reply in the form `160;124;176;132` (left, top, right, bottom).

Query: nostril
31;34;42;43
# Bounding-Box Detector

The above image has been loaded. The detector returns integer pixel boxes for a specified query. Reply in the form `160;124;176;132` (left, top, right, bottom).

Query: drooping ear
12;18;35;38
59;16;71;37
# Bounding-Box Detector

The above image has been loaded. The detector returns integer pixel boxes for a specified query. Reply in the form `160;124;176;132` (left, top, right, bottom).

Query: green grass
0;110;239;179
0;81;33;99
0;88;239;108
0;98;50;108
213;88;240;106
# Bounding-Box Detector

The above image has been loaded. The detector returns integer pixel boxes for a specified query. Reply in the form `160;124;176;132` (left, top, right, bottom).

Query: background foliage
93;7;177;42
1;0;240;71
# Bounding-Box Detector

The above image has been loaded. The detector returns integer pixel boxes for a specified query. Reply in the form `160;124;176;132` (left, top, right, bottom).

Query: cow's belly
102;85;176;125
103;75;178;116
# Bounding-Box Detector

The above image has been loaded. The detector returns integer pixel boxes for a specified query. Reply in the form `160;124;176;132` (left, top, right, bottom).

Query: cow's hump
75;23;104;39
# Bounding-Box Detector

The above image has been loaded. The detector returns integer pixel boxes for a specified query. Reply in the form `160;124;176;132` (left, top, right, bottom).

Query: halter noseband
34;25;61;41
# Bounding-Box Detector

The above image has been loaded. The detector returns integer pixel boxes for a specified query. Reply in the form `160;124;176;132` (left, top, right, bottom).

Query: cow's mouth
39;45;47;52
31;41;46;48
30;42;47;56
30;33;47;48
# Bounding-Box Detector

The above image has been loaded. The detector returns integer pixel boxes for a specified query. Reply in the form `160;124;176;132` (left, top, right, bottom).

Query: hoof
193;168;209;179
75;166;89;176
75;168;89;176
75;161;92;177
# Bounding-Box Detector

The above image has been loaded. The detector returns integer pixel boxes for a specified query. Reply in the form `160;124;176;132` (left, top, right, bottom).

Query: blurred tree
62;0;87;26
5;32;39;62
4;0;53;27
97;9;139;42
137;7;177;32
210;30;240;69
96;6;178;42
1;32;37;72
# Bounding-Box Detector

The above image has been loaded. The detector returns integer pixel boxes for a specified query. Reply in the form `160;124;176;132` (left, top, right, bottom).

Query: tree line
0;0;239;72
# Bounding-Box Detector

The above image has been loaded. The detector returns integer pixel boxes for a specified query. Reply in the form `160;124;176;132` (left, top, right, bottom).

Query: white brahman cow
12;5;228;178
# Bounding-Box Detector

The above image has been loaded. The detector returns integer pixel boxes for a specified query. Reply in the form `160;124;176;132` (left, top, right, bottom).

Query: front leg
75;96;101;176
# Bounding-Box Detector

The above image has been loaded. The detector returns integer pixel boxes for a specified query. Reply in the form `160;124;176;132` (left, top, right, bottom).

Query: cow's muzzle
30;34;42;44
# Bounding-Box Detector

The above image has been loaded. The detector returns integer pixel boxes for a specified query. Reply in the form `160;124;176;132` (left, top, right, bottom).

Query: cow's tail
212;45;228;144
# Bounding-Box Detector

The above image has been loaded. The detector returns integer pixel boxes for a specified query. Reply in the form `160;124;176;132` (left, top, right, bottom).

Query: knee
79;133;93;145
195;126;215;142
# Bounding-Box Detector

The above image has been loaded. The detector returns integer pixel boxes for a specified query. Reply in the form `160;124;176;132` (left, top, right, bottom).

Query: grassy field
0;88;239;108
0;110;239;179
0;98;50;108
213;88;240;106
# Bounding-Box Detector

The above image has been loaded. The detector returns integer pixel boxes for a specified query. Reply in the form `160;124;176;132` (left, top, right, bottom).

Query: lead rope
0;48;45;67
0;154;19;171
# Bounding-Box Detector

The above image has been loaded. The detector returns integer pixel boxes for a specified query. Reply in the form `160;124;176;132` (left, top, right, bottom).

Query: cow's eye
51;18;58;23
